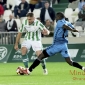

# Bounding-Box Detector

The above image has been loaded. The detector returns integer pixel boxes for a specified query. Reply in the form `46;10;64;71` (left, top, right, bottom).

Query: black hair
56;12;65;19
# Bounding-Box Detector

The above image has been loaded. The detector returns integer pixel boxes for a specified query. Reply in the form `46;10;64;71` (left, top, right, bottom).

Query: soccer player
22;12;85;74
14;12;50;75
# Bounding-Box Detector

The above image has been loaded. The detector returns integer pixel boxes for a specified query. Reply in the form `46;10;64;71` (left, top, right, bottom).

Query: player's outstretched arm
14;32;22;50
63;24;78;32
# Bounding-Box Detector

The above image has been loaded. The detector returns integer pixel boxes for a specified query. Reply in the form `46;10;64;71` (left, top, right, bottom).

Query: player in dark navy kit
21;12;85;74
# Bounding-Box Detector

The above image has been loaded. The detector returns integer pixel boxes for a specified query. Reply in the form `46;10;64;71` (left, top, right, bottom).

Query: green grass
0;62;85;85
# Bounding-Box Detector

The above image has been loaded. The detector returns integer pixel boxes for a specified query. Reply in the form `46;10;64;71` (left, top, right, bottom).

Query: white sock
82;67;85;70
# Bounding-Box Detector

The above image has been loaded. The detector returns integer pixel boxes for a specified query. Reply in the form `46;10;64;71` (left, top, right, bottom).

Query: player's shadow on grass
0;75;27;77
0;74;50;77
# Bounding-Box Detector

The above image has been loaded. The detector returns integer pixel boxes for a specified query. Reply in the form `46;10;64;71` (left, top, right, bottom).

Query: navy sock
73;62;82;70
29;59;40;72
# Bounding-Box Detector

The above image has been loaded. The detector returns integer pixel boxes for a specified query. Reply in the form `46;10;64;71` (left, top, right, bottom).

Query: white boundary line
0;81;83;85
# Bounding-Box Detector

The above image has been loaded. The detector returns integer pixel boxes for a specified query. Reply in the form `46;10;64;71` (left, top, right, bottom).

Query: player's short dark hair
26;12;34;17
56;12;65;19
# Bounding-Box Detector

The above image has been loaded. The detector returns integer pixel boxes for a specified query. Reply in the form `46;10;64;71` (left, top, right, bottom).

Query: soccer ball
16;66;25;75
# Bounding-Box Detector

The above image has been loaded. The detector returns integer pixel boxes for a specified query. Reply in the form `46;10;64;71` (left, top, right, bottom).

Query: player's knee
65;58;73;66
66;60;73;66
43;50;49;56
21;47;27;55
40;50;49;59
36;50;42;57
37;50;49;60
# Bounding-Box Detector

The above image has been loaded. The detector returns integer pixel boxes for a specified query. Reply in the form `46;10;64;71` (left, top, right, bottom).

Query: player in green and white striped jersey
19;17;47;41
14;13;50;75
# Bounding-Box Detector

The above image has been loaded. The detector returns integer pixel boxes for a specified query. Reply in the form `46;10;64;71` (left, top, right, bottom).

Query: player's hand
72;29;78;32
14;44;19;50
42;29;50;35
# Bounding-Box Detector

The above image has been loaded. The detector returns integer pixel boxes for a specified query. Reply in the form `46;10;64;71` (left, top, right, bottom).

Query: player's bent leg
65;57;85;72
64;57;73;66
35;50;48;75
21;47;29;68
35;50;48;60
21;47;27;55
61;43;85;72
28;50;49;73
41;59;48;75
28;44;57;73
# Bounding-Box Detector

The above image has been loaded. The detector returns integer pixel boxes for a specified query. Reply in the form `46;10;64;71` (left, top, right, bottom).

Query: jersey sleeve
57;21;65;28
19;20;26;33
67;22;74;29
19;24;25;32
38;22;46;30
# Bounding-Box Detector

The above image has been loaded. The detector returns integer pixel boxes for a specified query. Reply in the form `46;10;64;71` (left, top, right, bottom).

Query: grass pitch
0;62;85;85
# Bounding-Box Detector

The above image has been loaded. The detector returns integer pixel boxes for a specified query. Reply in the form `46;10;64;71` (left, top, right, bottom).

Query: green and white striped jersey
19;19;46;41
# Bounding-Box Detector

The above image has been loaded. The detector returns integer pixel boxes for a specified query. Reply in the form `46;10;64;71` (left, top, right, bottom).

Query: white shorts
21;40;43;52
